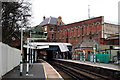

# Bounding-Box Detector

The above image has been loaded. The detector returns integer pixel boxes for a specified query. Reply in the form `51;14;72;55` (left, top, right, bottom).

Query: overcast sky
31;0;120;27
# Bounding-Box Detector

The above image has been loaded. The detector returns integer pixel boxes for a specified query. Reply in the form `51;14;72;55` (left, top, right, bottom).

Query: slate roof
39;16;65;26
32;25;43;32
73;38;97;49
80;39;97;48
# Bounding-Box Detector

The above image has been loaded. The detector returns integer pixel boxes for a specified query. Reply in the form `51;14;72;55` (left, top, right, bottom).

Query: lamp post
29;31;32;65
115;32;120;65
20;24;23;76
20;14;31;76
80;49;82;61
83;48;85;62
98;31;101;64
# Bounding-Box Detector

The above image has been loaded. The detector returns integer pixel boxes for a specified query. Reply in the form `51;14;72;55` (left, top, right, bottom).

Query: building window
89;32;92;39
76;28;78;36
52;34;54;39
50;27;54;31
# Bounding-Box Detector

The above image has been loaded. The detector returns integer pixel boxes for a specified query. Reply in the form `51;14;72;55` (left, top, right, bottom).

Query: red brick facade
47;16;103;46
47;16;119;46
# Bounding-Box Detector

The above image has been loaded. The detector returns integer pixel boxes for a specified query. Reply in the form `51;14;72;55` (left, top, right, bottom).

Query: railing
0;42;21;78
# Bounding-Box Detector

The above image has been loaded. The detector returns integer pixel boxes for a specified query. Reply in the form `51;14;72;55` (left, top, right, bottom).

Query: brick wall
55;16;103;46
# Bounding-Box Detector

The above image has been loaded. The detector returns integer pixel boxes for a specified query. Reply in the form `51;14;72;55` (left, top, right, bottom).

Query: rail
49;59;120;80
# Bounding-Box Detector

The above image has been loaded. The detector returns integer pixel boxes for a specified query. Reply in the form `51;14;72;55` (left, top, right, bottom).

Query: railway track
49;60;112;80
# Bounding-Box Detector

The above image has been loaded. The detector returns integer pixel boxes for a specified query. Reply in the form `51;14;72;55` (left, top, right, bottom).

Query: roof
29;42;72;46
24;42;72;52
39;16;65;26
73;39;97;49
32;25;43;32
80;39;97;48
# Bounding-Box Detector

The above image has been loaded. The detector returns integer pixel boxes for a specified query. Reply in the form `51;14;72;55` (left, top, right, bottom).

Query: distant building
39;16;65;42
33;16;119;52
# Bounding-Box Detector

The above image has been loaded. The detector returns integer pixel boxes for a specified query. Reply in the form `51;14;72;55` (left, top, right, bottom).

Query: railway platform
53;59;120;79
56;59;120;71
1;59;63;80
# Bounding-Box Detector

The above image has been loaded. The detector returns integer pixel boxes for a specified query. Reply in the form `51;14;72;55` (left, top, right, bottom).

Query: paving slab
2;62;45;80
1;59;63;80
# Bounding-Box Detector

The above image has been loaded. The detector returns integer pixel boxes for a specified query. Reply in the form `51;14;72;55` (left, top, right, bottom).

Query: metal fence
0;42;21;78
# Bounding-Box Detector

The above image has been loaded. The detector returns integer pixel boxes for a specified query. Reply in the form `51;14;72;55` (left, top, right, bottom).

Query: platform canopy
23;42;72;52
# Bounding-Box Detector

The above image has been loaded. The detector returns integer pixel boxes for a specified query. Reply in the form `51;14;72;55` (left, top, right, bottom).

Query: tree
1;0;31;43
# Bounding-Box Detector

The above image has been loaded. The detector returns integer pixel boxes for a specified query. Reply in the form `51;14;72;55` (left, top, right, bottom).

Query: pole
83;49;85;62
32;49;34;64
119;33;120;48
36;51;37;62
57;52;58;59
93;48;96;64
29;32;31;65
20;28;23;76
26;38;29;76
98;31;100;64
118;32;120;65
80;49;82;61
32;39;34;64
35;50;36;62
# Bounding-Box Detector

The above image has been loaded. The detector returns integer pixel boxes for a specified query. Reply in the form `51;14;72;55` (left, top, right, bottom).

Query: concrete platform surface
40;59;63;80
1;59;63;80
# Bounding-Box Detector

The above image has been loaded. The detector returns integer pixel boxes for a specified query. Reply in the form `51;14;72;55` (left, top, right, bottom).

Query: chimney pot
43;16;46;20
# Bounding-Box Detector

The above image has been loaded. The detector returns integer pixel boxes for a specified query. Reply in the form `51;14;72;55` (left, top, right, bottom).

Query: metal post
35;50;36;62
32;49;34;64
109;49;112;61
20;28;23;76
119;33;120;48
80;52;81;61
29;46;31;65
93;48;96;64
83;49;85;62
29;32;31;65
35;50;37;62
32;39;34;64
57;52;59;59
80;49;82;61
36;51;37;61
98;31;100;64
26;38;29;76
115;32;120;65
76;52;78;60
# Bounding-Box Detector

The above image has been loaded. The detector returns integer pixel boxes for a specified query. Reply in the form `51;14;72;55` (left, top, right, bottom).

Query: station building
38;16;119;53
21;16;119;61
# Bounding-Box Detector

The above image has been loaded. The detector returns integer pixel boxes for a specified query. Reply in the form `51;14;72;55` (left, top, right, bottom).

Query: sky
31;0;120;27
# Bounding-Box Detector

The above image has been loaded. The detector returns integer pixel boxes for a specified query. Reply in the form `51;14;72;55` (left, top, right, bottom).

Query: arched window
52;34;54;39
89;32;92;39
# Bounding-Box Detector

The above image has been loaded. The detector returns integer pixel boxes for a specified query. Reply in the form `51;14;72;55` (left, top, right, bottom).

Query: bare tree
1;0;31;43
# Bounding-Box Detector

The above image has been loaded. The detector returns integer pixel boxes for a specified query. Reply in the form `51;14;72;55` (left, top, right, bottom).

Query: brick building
39;16;119;52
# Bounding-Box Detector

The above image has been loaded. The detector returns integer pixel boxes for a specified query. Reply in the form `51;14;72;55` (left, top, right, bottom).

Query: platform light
20;14;31;76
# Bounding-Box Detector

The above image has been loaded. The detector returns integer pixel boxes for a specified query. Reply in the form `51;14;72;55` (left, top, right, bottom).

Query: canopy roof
24;42;72;52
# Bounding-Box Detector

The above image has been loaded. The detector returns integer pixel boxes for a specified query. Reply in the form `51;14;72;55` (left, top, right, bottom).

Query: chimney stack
58;16;62;19
57;16;63;25
43;16;46;20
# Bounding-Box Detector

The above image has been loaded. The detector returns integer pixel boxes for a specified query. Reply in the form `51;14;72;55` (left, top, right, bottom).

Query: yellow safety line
43;63;47;80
